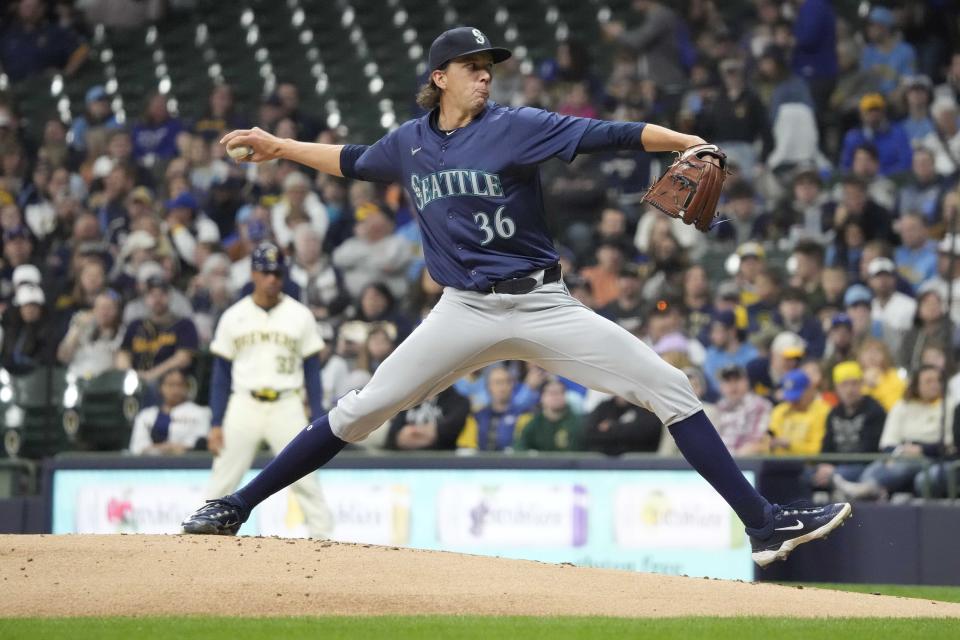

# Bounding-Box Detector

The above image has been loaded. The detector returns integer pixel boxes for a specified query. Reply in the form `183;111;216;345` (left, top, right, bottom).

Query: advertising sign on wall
52;467;753;580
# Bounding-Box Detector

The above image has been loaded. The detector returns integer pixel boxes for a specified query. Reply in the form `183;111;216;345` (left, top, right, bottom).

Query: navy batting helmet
251;242;286;273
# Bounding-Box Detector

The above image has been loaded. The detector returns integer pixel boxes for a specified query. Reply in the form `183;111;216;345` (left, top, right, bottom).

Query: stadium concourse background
1;0;960;587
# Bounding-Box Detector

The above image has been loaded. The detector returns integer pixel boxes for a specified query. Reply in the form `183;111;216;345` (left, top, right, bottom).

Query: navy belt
489;264;561;295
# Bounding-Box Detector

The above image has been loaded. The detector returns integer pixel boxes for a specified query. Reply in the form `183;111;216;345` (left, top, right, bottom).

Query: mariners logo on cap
428;26;512;71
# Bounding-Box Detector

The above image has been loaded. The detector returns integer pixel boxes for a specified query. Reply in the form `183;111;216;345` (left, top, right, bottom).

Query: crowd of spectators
2;1;960;500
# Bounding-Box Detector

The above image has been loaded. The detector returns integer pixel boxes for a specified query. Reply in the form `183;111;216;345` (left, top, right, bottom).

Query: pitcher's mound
1;534;957;618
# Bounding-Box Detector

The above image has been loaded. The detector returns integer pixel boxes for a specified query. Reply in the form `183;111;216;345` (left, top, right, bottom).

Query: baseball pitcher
184;27;851;566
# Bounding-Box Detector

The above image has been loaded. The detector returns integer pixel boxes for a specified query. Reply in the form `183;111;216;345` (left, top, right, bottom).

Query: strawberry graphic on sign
107;497;133;526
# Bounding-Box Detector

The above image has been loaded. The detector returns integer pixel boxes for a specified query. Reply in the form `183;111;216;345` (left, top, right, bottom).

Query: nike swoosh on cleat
775;520;804;531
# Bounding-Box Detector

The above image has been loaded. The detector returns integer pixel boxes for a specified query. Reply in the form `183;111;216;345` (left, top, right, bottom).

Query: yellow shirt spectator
858;338;905;412
768;369;830;455
863;367;906;412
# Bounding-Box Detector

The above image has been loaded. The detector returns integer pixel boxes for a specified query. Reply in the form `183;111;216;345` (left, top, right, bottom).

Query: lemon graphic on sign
641;490;668;527
285;491;306;530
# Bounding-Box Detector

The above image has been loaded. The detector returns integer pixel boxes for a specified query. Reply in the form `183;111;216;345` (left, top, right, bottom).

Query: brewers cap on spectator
830;313;853;330
14;284;45;307
833;361;864;385
85;85;108;105
4;225;31;242
736;241;765;260
859;93;885;112
251;242;286;273
844;284;873;307
338;320;370;345
12;264;41;289
354;201;394;223
283;171;310;191
781;369;811;402
128;186;154;206
712;309;738;328
122;230;157;255
618;263;643;279
719;364;746;379
771;331;806;359
165;192;198;211
719;57;745;74
917;279;948;300
145;275;170;291
716;281;740;301
903;74;932;91
867;256;896;277
428;27;512;71
931;96;958;119
867;6;895;27
137;261;165;285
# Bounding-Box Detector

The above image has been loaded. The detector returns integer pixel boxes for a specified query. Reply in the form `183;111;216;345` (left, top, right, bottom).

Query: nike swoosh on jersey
774;520;804;531
411;147;422;155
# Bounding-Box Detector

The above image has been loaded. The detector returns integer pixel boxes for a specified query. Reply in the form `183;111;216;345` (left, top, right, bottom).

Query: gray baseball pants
329;280;702;443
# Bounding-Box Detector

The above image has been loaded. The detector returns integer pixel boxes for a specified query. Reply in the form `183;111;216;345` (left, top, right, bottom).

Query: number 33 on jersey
209;296;324;393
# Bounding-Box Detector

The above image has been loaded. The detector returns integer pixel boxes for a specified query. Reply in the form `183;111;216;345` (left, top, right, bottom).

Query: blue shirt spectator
704;310;759;390
132;93;185;163
898;148;946;223
454;364;540;412
840;94;913;175
900;76;935;146
859;7;916;95
68;86;120;153
893;214;938;291
456;365;533;451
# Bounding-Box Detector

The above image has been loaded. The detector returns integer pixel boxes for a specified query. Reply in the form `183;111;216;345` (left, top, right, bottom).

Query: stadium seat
0;367;69;460
71;369;142;452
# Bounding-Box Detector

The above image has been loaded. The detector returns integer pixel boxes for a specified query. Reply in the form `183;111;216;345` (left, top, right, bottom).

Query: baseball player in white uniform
184;27;851;567
204;242;332;538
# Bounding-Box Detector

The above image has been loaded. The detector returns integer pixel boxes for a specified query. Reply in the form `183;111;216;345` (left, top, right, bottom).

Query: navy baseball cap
781;369;811;403
165;192;198;211
428;27;512;71
831;313;853;329
3;225;31;242
251;242;286;274
712;309;737;328
144;275;170;292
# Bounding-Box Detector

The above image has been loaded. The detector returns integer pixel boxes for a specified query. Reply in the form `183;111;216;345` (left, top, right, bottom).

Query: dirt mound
1;534;957;618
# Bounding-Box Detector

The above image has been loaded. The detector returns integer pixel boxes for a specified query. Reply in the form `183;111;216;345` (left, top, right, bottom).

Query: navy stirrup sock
233;415;346;511
668;410;771;530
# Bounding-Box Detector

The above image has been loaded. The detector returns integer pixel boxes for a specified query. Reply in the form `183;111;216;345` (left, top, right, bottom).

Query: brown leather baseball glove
641;143;728;232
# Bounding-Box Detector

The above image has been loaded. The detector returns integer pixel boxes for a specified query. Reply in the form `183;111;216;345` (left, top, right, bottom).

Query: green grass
1;616;959;640
794;583;960;604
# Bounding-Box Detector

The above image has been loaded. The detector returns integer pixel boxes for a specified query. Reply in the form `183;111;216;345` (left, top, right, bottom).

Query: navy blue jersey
343;102;644;291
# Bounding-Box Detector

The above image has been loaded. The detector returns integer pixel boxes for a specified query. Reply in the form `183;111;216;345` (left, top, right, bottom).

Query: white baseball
227;144;254;160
